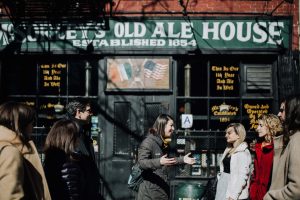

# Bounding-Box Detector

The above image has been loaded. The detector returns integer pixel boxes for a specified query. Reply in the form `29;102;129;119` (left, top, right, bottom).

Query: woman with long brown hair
44;118;101;200
137;114;195;200
0;101;51;200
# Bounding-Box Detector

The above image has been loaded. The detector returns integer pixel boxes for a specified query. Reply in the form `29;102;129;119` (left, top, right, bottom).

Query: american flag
143;60;167;80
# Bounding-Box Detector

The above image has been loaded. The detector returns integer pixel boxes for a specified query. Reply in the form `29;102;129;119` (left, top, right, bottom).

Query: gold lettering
223;85;233;90
226;79;234;84
50;82;60;87
223;66;229;71
51;69;61;75
40;64;50;69
217;85;223;90
212;66;222;71
53;76;61;80
224;73;234;78
216;79;225;84
44;76;52;81
229;66;239;71
43;70;50;75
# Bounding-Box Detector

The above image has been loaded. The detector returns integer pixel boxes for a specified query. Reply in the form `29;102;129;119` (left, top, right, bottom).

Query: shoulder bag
128;163;144;192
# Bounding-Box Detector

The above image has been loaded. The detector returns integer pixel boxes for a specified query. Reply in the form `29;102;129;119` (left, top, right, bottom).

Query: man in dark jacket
63;99;101;200
65;100;95;159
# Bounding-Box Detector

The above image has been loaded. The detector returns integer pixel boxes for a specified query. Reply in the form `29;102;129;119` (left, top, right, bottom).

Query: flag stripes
143;60;167;80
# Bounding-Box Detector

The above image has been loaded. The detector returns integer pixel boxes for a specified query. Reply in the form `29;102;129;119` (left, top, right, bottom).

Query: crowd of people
214;94;300;200
0;99;101;200
135;94;300;200
0;94;300;200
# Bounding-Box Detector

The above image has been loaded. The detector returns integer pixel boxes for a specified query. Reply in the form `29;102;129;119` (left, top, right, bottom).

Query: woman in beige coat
0;101;51;200
264;95;300;200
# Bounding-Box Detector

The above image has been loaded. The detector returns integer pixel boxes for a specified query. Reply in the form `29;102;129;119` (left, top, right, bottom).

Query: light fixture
54;88;64;113
220;102;230;112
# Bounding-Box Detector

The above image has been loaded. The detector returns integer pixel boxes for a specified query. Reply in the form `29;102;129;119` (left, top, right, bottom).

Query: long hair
283;95;300;147
0;101;35;145
258;114;282;142
226;123;246;155
44;119;79;156
149;114;174;139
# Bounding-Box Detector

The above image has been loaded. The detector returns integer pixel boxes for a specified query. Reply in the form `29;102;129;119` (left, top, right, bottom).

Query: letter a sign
181;114;193;129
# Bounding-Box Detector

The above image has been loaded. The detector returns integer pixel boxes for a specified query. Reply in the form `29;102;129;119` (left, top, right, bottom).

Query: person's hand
227;197;234;200
160;154;177;166
183;152;196;165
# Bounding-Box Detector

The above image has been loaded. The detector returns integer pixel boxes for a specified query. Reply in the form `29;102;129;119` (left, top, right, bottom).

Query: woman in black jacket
137;114;195;200
43;119;100;200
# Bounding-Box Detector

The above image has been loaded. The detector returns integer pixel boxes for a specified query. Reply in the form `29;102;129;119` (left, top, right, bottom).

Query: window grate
245;64;272;93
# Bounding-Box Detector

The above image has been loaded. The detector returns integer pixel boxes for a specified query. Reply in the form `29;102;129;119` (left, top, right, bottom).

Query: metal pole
85;61;92;97
184;64;191;114
183;63;192;176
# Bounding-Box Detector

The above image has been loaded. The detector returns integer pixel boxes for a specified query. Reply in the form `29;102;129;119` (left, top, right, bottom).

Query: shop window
175;56;275;179
2;58;36;95
1;56;99;153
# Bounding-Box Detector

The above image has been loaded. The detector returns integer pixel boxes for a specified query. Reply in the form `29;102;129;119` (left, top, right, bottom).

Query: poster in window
106;57;171;91
38;61;67;95
242;99;272;130
210;63;240;97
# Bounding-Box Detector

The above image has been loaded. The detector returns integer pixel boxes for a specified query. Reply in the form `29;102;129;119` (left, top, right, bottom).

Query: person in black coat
43;119;101;200
137;114;196;200
64;99;101;199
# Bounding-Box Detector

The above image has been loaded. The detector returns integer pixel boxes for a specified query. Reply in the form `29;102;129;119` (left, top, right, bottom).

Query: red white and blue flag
143;60;167;80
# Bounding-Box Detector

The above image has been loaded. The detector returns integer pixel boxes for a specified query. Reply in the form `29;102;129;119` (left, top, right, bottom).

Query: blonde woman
250;114;282;200
215;123;252;200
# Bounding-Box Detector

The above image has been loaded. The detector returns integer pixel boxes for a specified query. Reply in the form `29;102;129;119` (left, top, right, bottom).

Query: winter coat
250;142;274;200
0;125;51;200
44;148;101;200
137;134;184;200
263;132;300;200
64;116;101;199
217;142;252;200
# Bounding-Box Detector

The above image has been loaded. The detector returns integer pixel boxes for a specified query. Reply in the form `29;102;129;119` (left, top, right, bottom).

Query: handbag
128;163;144;192
202;176;218;200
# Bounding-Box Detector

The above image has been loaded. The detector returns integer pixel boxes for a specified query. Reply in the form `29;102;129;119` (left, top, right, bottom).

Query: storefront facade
0;1;299;199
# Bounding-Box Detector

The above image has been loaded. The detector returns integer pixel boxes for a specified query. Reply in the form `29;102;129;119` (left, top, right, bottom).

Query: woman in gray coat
137;114;195;200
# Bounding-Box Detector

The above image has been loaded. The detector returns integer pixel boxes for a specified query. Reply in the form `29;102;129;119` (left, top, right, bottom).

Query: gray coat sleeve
138;138;162;170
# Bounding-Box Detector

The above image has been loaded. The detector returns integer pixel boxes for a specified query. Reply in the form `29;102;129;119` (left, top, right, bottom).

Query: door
99;94;174;200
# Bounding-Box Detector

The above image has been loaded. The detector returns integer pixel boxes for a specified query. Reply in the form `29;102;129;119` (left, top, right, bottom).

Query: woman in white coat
215;123;252;200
